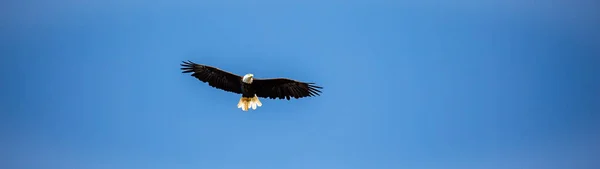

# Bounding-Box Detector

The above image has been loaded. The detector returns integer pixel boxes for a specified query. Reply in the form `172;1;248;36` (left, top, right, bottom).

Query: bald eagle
180;60;323;111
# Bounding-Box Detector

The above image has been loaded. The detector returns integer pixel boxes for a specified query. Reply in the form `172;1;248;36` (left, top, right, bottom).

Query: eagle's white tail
237;95;262;111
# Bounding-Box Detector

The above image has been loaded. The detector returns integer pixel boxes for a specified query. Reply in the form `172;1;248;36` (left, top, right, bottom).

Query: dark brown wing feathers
251;78;323;100
180;60;243;94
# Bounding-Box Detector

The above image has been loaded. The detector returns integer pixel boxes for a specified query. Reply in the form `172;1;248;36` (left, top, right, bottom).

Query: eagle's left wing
251;78;322;100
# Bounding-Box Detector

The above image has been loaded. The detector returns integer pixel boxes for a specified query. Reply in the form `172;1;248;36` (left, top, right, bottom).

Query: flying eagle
180;60;323;111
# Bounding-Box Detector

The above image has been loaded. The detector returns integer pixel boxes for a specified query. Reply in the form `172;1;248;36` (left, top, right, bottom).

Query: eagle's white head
242;74;254;84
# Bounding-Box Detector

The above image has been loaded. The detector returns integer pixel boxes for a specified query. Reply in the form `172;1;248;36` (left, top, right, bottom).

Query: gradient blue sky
2;1;599;169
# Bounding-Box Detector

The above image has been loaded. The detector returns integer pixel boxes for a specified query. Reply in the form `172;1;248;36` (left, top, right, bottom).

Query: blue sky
2;1;599;169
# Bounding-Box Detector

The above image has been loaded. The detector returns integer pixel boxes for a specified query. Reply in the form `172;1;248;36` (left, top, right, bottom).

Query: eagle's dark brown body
241;83;257;98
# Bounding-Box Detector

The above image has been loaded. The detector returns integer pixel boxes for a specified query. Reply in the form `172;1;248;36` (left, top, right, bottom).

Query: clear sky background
2;1;599;169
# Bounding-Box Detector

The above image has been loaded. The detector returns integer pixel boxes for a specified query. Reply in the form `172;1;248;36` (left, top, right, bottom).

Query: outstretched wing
181;60;243;94
251;78;323;100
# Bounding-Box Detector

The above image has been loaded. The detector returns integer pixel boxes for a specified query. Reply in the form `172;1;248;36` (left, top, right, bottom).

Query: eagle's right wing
181;60;244;94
